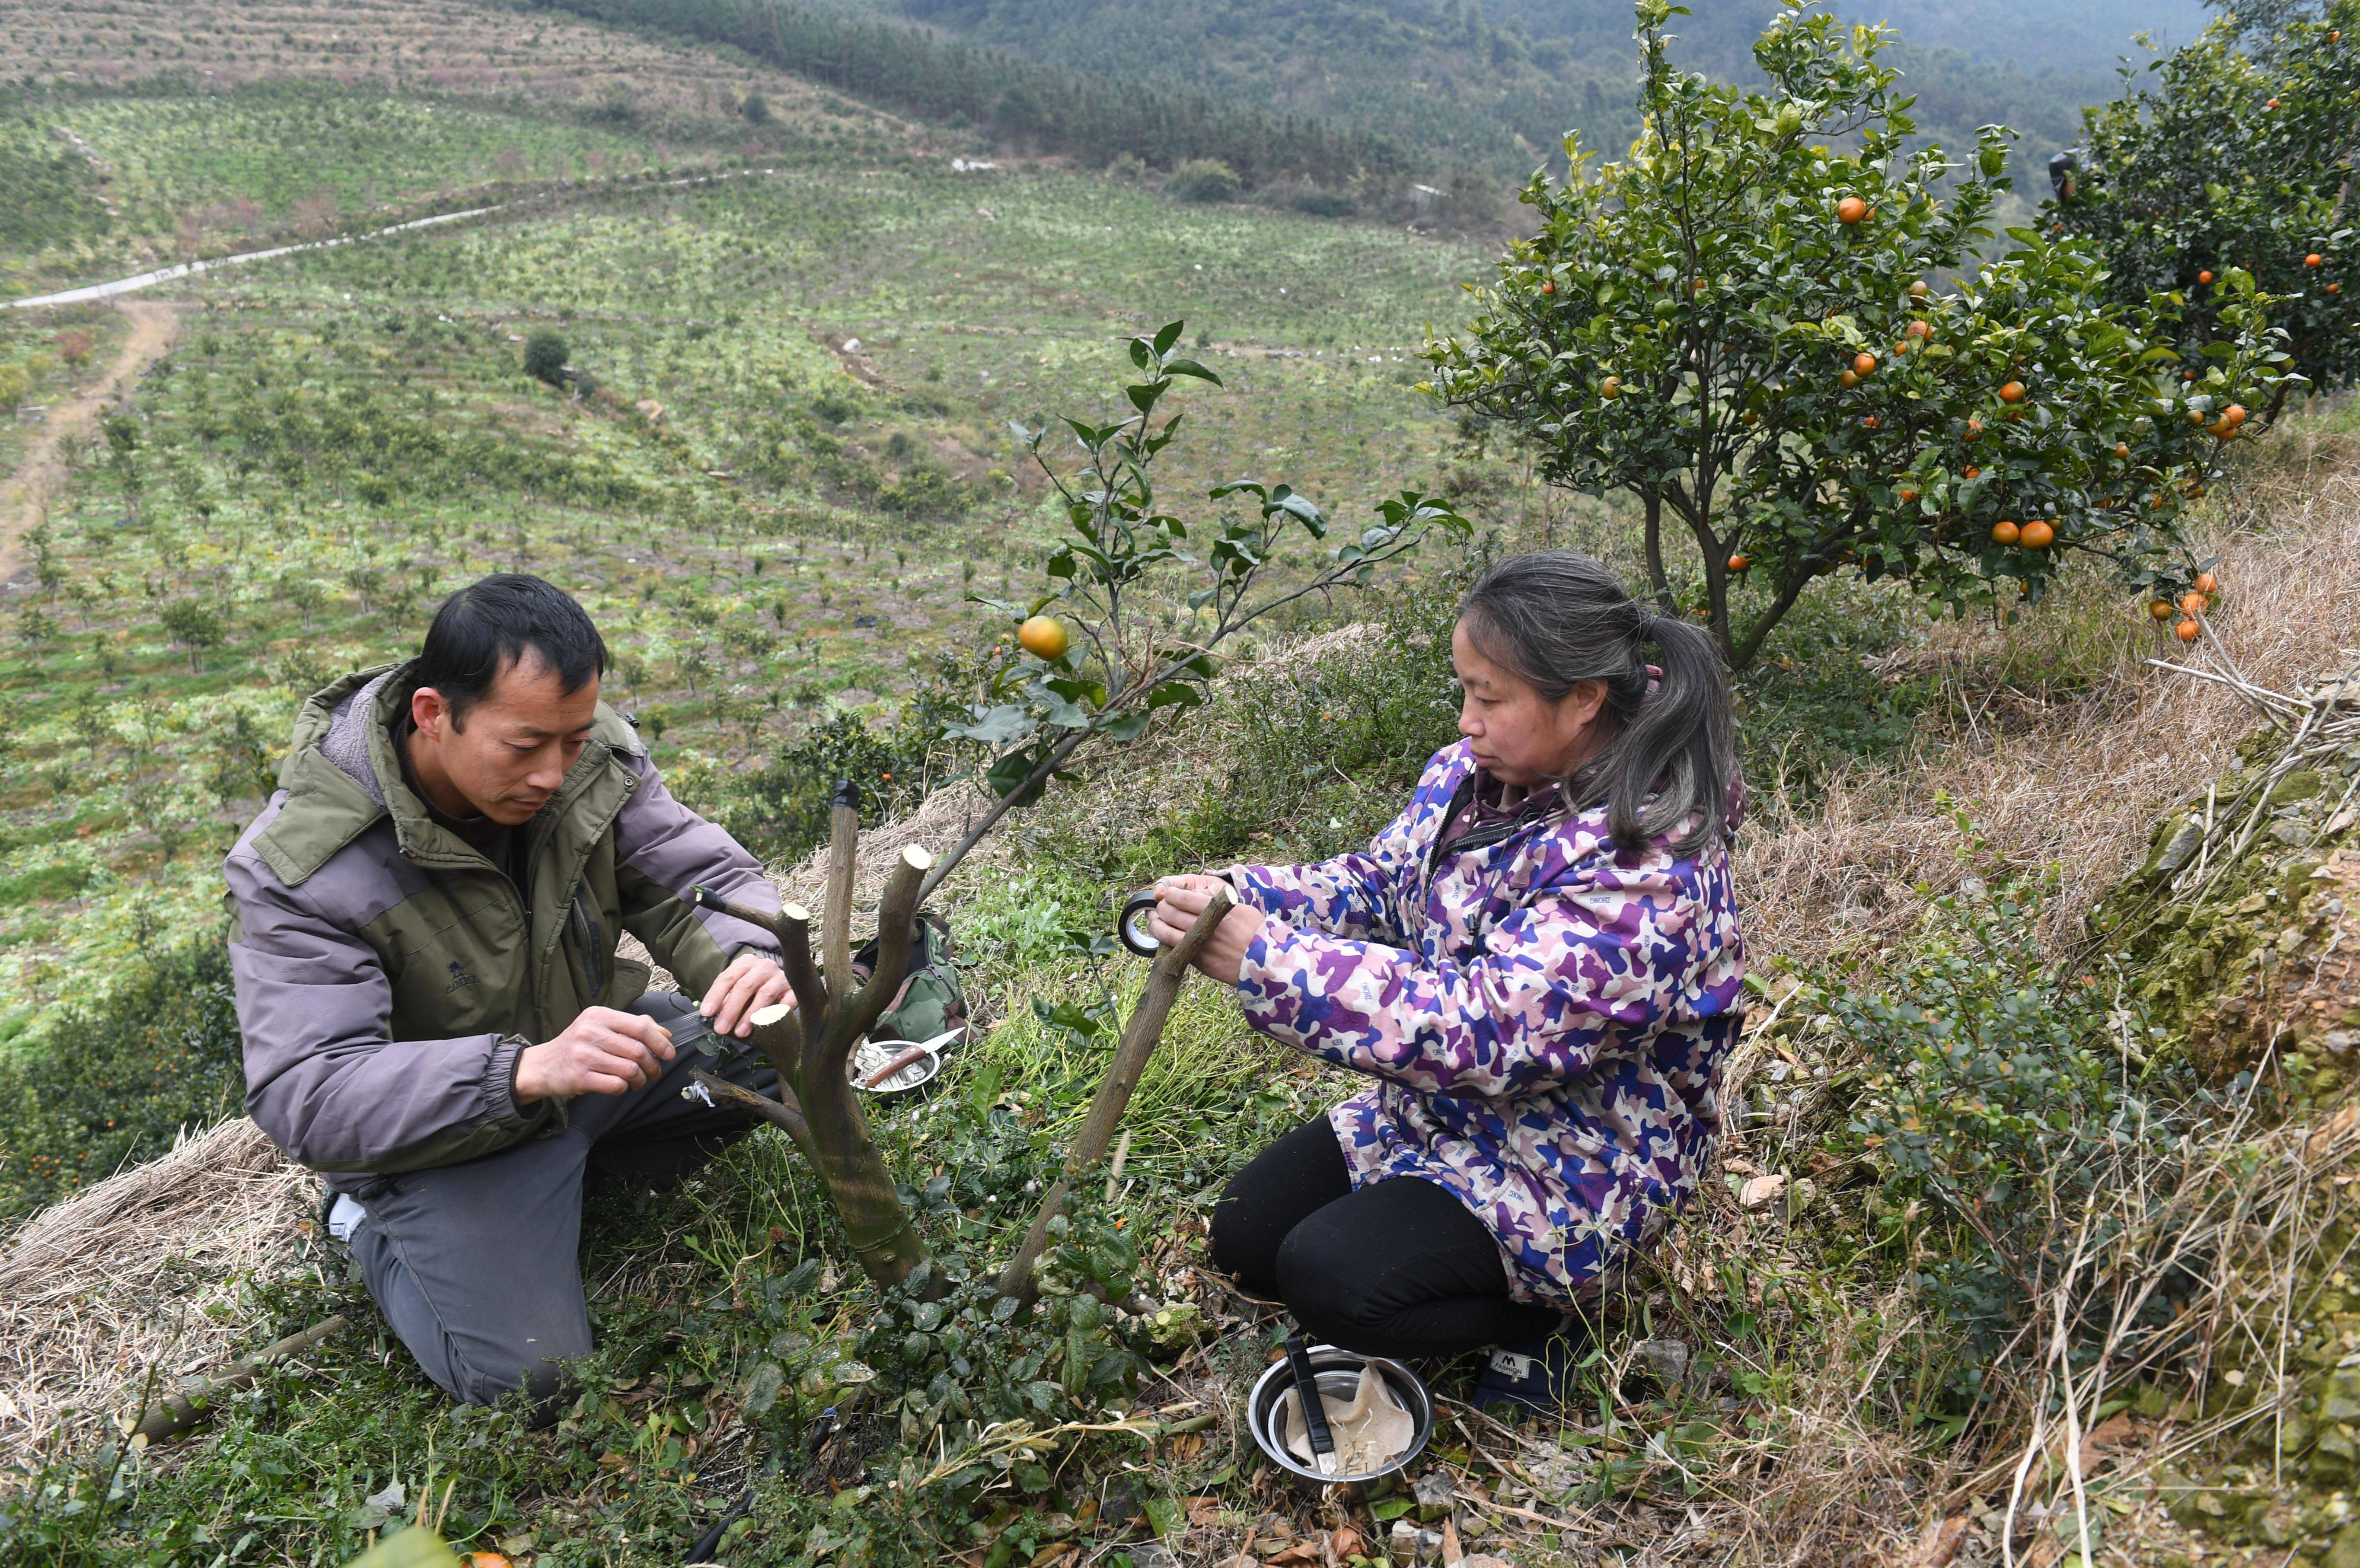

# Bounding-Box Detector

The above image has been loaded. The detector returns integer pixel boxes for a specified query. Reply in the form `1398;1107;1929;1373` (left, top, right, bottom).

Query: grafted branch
691;836;940;1293
998;889;1233;1307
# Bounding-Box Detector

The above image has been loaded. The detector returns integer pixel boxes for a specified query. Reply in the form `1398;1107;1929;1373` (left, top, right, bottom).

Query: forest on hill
827;0;2209;179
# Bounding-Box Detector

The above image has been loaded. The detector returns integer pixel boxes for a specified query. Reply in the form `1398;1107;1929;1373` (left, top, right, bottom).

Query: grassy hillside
0;132;1486;1046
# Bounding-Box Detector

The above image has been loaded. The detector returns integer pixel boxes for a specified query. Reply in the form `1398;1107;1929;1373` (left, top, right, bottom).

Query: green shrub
0;942;246;1226
1289;186;1357;217
0;862;92;909
741;89;771;125
667;705;942;867
1817;843;2198;1406
522;328;570;386
1170;158;1241;203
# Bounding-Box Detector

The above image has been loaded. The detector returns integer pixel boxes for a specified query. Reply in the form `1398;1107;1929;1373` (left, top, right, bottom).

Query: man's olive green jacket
224;664;780;1186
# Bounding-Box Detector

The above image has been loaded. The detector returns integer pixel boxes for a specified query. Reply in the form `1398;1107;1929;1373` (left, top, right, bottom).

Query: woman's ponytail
1457;553;1738;855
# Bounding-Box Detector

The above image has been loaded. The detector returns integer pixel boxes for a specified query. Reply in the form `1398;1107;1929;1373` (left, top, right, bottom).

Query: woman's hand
1149;874;1266;987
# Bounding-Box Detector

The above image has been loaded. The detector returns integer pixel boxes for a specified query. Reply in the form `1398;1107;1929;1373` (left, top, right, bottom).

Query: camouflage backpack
850;911;967;1047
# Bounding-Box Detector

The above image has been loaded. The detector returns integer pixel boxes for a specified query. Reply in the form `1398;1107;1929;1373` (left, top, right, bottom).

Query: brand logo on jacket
444;959;479;993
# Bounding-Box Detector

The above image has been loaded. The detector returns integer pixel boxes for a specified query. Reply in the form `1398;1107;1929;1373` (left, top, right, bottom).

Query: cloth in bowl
1276;1363;1414;1473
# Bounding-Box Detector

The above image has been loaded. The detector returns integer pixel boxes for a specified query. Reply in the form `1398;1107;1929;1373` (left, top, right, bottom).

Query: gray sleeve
227;850;549;1174
611;749;781;1000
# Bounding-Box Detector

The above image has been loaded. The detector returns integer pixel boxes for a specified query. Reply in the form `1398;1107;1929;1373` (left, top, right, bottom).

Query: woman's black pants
1209;1118;1564;1360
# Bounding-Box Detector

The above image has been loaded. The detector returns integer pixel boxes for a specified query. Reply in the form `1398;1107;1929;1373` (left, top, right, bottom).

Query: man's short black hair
415;574;608;727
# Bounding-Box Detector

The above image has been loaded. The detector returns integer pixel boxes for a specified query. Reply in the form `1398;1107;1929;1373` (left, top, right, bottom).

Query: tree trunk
691;833;940;1294
1730;567;1818;673
1639;488;1678;616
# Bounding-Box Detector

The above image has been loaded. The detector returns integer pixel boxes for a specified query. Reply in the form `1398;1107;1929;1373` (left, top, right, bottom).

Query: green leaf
946;705;1034;747
1098;712;1150;741
1161;358;1223;386
1151;320;1185;357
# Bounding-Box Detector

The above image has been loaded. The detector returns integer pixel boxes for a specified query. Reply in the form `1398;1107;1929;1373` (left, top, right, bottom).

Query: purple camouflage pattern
1231;738;1745;1306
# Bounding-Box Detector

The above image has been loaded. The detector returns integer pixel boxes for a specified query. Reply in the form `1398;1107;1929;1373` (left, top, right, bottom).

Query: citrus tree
916;320;1467;900
2048;0;2357;391
1424;0;2293;671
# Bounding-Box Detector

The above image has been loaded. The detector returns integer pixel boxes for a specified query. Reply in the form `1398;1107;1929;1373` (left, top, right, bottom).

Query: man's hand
1148;874;1267;987
702;950;794;1039
516;1007;676;1102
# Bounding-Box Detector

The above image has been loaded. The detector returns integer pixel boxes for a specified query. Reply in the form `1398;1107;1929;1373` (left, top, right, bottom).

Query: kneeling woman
1148;552;1744;1412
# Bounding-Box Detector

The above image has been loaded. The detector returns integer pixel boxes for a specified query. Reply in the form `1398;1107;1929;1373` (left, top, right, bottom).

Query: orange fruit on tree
2266;97;2280;108
2175;618;2201;642
2019;519;2055;549
2149;599;2175;620
1601;376;1622;399
1540;279;1556;295
1908;280;1930;299
2114;442;2130;458
2198;269;2214;284
1853;352;1878;376
1728;554;1750;571
2179;591;2207;617
1907;319;1932;339
2000;381;2027;404
1017;615;1070;660
1965;417;1984;441
1962;464;1980;478
469;1555;514;1568
1862;415;1880;429
2194;570;2218;594
2308;254;2325;268
1899;487;1920;501
1991;520;2020;545
1837;196;1868;224
1840;369;1861;389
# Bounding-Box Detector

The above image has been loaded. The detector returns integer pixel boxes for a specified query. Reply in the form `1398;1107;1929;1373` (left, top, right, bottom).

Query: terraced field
0;0;937;293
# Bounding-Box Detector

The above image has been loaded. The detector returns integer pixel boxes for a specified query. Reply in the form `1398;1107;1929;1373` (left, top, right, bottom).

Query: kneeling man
227;574;790;1414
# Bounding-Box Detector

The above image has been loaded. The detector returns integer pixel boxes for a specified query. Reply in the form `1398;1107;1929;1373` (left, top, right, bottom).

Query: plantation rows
0;162;1485;1039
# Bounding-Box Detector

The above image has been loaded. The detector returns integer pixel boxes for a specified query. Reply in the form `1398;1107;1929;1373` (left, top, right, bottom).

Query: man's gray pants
342;992;777;1414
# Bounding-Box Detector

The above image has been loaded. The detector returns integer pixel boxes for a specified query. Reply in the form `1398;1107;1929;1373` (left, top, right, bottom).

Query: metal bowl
1246;1344;1432;1486
847;1039;942;1095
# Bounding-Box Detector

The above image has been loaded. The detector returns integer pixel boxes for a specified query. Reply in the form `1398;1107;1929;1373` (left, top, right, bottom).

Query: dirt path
0;299;183;586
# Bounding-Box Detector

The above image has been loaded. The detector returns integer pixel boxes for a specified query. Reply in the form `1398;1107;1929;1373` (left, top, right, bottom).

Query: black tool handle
1284;1332;1335;1458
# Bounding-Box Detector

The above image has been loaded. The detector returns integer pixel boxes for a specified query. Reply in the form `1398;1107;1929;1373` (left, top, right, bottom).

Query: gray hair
1457;551;1738;854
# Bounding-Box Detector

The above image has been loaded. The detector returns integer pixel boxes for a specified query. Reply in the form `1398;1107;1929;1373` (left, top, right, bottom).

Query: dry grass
1735;416;2360;975
0;1117;312;1473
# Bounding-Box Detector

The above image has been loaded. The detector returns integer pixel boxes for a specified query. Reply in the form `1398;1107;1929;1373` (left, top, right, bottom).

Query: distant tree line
522;0;1420;188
